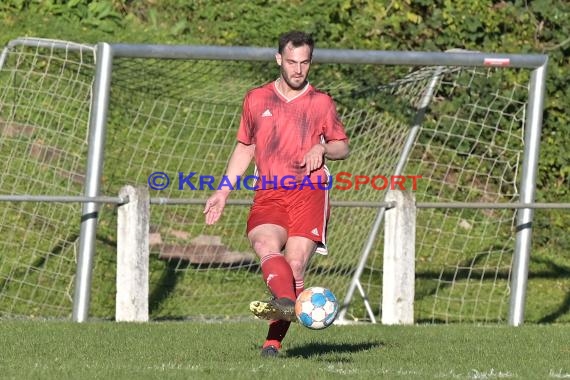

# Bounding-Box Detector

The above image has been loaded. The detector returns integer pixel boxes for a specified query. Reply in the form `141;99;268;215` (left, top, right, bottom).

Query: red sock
264;320;288;348
260;253;295;300
295;278;305;298
264;277;305;348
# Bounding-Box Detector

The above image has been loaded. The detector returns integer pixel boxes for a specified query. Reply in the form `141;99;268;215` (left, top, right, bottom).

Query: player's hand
203;191;229;225
300;144;326;175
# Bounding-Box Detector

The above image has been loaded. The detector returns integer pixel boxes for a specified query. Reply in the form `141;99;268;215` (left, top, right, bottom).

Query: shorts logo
311;228;319;236
261;109;273;117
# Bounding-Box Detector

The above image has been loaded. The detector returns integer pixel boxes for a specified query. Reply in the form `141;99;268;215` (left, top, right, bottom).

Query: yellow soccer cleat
249;297;297;322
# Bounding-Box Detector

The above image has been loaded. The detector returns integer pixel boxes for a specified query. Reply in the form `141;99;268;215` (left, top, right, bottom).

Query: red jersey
237;81;348;189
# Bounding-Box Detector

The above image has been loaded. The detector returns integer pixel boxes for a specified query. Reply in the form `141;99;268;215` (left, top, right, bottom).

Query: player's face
276;43;312;91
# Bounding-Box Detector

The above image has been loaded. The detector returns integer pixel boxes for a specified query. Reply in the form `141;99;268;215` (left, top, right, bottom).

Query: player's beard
280;67;308;91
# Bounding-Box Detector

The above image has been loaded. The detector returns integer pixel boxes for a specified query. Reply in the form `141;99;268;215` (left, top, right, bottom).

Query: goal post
73;42;113;323
0;37;548;325
509;62;548;326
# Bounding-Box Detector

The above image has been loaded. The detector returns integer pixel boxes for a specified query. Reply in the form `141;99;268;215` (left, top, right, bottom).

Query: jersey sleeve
236;93;254;144
322;99;349;143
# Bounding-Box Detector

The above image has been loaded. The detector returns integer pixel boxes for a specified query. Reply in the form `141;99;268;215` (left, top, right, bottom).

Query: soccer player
203;30;350;357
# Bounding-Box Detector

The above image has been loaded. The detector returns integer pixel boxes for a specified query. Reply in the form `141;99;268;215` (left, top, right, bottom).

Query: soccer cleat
249;297;297;321
260;345;279;358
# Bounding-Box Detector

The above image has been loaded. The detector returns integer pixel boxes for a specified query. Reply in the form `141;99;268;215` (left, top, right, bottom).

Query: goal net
0;39;95;318
0;38;539;323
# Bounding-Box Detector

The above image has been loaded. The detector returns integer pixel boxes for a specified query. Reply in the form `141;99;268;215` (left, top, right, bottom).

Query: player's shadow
284;341;383;359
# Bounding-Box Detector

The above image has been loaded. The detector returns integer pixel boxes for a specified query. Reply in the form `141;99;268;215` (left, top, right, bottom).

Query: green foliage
0;0;124;33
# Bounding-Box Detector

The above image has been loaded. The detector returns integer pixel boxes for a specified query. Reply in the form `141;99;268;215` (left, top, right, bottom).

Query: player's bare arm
204;142;255;225
322;140;350;160
301;140;350;175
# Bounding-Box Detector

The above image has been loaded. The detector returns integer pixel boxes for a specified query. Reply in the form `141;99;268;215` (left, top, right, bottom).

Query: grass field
1;321;568;379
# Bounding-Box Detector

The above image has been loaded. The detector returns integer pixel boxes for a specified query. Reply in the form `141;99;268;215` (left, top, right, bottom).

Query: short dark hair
278;31;314;57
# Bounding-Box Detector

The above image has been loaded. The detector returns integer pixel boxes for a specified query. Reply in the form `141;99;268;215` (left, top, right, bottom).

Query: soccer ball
295;286;339;330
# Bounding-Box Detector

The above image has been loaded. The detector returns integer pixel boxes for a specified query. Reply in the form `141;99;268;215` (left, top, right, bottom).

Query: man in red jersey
203;30;349;357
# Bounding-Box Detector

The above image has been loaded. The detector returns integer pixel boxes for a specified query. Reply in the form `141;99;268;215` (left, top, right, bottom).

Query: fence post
116;185;149;322
382;189;416;325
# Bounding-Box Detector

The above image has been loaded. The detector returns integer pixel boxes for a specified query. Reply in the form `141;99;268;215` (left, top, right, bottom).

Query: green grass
0;321;569;379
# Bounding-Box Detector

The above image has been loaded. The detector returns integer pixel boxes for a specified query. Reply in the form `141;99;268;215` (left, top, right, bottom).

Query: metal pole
508;62;548;326
72;43;113;322
0;195;125;203
110;43;547;69
0;47;9;71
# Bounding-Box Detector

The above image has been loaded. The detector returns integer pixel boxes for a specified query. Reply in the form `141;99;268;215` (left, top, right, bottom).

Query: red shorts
246;187;330;245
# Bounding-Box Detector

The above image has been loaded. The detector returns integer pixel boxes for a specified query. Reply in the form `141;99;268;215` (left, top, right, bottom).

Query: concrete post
116;185;149;322
382;190;416;325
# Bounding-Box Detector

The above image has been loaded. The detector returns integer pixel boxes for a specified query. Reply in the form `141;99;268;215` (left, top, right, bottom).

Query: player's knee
251;239;280;255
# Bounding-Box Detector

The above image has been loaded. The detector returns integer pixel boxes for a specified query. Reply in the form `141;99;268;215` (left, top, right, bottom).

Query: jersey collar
273;79;310;103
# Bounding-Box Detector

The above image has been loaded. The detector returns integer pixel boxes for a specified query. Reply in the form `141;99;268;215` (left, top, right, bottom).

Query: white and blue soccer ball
295;286;339;330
